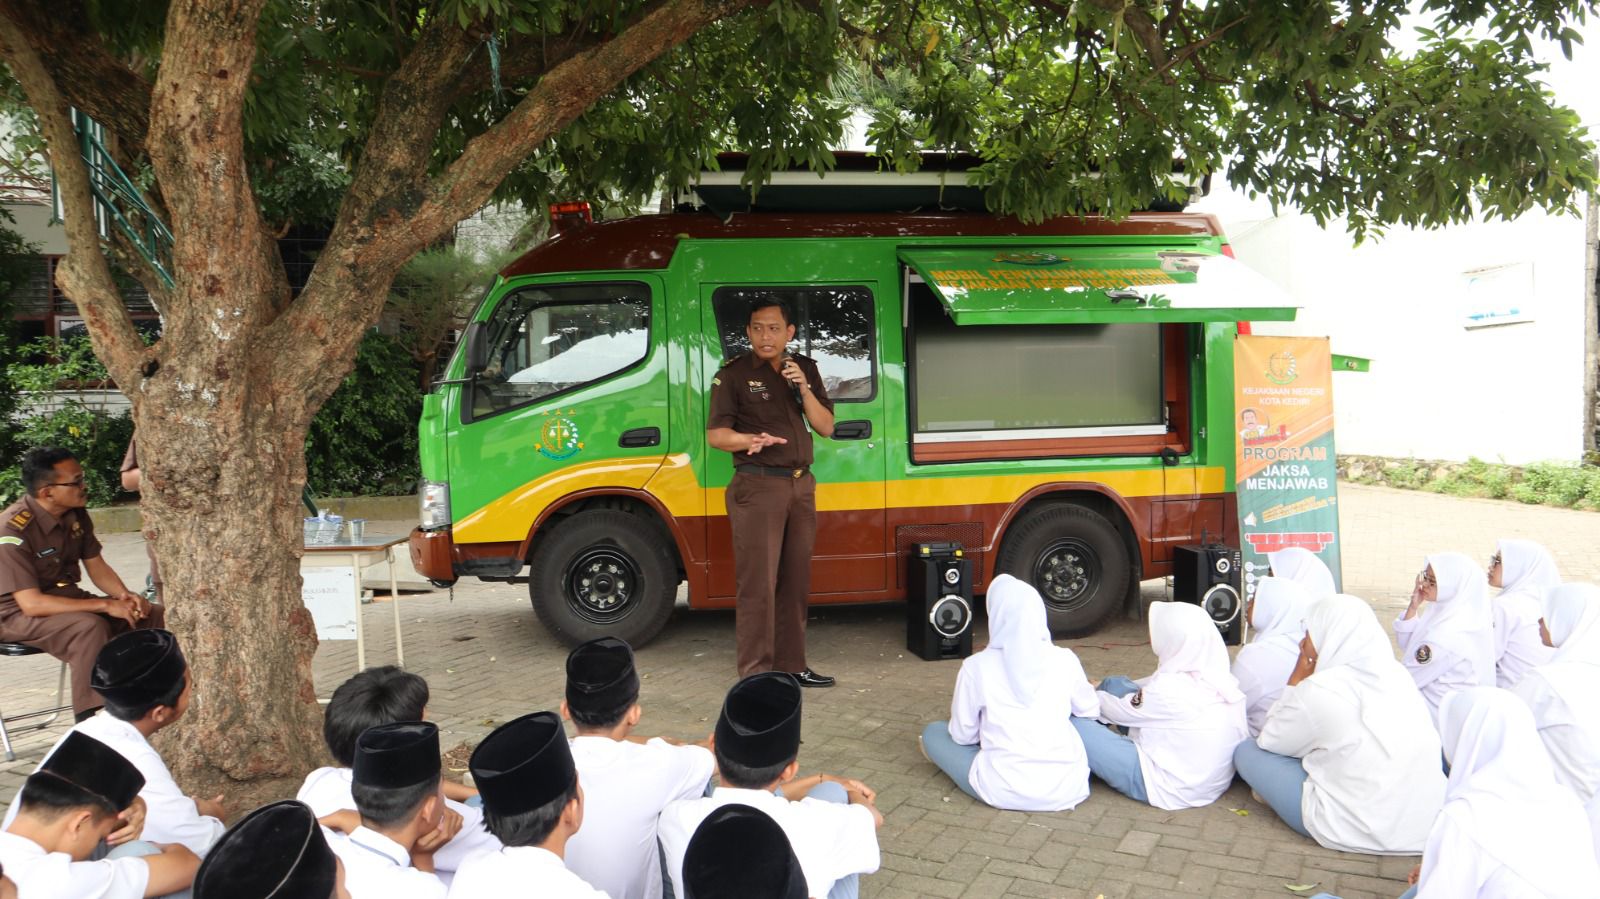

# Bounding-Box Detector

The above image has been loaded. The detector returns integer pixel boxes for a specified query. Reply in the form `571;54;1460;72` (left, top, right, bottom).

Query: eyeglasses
1416;570;1437;589
47;477;86;489
1488;553;1502;569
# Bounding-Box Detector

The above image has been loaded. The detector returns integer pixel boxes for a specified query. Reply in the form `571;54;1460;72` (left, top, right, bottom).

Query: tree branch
0;0;152;151
1076;0;1174;81
0;6;144;388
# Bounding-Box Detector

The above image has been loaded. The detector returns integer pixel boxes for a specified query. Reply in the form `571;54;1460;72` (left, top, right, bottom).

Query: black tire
996;504;1130;638
528;509;678;647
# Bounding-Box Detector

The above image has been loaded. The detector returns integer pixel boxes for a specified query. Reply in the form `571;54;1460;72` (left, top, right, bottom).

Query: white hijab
1494;539;1561;649
984;573;1053;703
1410;552;1496;683
1305;594;1431;756
1530;583;1600;727
1148;601;1243;704
1265;548;1337;600
1435;687;1596;897
1250;577;1313;644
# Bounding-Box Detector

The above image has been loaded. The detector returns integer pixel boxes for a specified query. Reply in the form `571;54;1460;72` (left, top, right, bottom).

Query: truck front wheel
528;510;678;648
996;504;1130;638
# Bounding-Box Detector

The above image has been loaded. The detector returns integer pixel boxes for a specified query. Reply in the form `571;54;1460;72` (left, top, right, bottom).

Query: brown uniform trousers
0;591;166;714
726;469;816;677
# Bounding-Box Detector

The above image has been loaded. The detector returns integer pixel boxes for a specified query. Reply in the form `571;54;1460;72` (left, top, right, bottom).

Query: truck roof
500;211;1227;279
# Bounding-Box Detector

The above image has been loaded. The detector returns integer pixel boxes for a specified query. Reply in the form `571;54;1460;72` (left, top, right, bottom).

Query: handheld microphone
782;354;805;409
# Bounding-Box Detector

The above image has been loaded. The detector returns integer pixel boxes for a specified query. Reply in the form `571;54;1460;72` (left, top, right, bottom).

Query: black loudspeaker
1173;543;1245;645
907;542;974;661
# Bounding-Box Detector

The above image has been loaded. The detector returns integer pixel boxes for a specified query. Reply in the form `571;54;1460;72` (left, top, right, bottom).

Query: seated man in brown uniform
0;446;162;721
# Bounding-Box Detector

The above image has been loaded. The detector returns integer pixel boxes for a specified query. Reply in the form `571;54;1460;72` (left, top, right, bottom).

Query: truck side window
711;286;875;401
471;281;650;419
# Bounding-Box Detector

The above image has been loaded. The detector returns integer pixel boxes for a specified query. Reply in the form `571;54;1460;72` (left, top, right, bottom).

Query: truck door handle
619;427;661;448
833;420;872;440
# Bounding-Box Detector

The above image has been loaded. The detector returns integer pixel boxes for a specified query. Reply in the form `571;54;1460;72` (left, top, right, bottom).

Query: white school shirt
1096;678;1248;811
446;845;610;898
1416;803;1597;899
1393;615;1481;727
1258;678;1445;854
1491;597;1555;689
1513;669;1600;803
298;767;499;873
947;644;1098;811
329;826;448;899
0;831;150;899
0;713;225;855
564;736;715;899
1232;640;1299;738
658;786;879;899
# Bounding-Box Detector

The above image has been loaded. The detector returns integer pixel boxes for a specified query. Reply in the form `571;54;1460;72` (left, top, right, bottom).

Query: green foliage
0;207;40;462
0;336;133;508
1515;461;1600;508
1350;455;1600;511
386;246;508;385
305;331;423;497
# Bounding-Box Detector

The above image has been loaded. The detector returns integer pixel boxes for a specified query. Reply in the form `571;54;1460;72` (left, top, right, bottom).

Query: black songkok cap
683;803;807;899
565;637;640;714
354;721;441;790
37;731;144;811
192;801;337;899
714;672;802;769
92;628;187;708
469;711;577;817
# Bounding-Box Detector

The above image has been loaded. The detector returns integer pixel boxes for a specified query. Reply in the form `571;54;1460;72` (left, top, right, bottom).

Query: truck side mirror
464;321;489;375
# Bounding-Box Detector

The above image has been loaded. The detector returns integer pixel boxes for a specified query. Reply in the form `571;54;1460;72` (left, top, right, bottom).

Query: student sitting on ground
919;574;1098;811
191;800;348;899
1231;577;1314;737
561;637;715;899
1071;601;1249;811
1401;687;1598;899
0;731;198;898
447;711;607;896
1513;582;1600;802
1488;538;1559;688
1394;552;1496;727
317;722;449;898
2;629;226;854
681;804;807;899
298;666;497;875
658;673;882;899
1234;595;1445;853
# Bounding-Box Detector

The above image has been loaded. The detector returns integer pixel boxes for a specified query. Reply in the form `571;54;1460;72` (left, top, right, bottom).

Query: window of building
711;286;876;402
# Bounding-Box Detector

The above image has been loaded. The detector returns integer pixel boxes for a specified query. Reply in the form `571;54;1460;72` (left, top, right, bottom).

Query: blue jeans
1070;715;1148;803
104;841;191;899
1233;740;1310;837
921;721;981;800
1098;675;1141;698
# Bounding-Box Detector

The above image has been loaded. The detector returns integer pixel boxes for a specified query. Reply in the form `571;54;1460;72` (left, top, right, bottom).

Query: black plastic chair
0;642;69;761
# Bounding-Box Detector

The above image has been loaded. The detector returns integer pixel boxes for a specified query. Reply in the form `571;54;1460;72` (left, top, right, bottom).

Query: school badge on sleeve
1415;644;1432;664
1130;690;1144;707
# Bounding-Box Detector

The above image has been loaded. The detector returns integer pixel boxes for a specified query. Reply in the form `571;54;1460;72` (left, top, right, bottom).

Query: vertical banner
1234;335;1343;601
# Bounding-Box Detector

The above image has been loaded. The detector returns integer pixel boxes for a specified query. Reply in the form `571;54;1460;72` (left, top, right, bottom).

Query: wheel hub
568;548;638;622
1035;538;1100;610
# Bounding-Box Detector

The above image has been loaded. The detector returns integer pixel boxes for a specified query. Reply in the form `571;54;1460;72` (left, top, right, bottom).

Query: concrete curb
89;494;418;534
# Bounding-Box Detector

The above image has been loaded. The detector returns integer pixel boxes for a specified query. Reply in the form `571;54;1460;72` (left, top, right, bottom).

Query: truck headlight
420;480;451;529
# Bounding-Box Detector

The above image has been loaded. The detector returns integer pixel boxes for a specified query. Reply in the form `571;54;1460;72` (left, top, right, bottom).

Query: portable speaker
907;543;974;661
1173;543;1245;645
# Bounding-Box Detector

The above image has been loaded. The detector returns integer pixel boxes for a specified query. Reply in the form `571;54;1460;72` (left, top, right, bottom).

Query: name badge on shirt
36;547;56;558
1415;645;1432;664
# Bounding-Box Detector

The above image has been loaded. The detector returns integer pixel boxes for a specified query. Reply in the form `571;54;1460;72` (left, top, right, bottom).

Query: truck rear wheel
528;510;678;648
997;504;1130;637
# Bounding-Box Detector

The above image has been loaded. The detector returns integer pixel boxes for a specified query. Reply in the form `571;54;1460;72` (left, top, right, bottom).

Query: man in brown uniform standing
707;299;836;687
0;446;162;720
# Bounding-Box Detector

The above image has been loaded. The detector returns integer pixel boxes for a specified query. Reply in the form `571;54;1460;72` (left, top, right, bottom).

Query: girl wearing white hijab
1234;595;1445;853
920;574;1099;811
1393;552;1496;726
1401;687;1599;899
1070;601;1249;810
1232;577;1315;736
1512;582;1600;802
1488;538;1558;688
1265;547;1337;600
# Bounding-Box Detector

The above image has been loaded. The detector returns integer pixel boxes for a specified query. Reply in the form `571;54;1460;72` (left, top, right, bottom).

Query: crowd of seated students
4;540;1596;898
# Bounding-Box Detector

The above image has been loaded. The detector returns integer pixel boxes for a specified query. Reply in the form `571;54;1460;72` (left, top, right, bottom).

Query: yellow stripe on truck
453;453;1228;545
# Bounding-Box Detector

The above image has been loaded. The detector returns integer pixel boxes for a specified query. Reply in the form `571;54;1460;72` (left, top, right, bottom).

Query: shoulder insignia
0;535;21;547
1130;690;1143;708
7;510;31;531
711;377;721;386
1416;644;1432;664
69;520;82;538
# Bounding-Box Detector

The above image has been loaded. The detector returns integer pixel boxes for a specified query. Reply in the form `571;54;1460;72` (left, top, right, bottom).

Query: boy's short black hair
17;771;119;821
323;667;430;767
713;748;796;791
566;689;638;731
748;297;792;326
103;675;186;724
352;772;442;829
482;779;577;848
21;446;75;496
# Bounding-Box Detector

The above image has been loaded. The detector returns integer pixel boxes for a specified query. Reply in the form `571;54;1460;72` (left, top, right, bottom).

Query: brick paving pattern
3;483;1598;897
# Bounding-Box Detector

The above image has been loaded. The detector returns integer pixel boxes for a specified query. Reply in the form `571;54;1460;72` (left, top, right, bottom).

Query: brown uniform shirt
0;494;103;613
121;437;138;475
707;352;834;469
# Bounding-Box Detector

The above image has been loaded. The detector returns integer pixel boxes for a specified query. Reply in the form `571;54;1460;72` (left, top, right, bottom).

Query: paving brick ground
3;483;1598;897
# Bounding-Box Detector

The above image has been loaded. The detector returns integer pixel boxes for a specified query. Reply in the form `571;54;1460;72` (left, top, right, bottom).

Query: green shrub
0;336;134;508
305;330;422;497
1386;460;1426;490
1521;461;1590;508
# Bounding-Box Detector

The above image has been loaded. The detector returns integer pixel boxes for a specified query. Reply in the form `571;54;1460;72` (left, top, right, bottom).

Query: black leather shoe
793;668;835;688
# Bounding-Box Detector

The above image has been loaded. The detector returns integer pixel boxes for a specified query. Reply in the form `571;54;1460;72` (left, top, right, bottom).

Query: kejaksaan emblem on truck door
537;416;583;460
